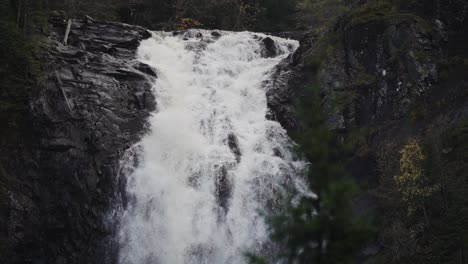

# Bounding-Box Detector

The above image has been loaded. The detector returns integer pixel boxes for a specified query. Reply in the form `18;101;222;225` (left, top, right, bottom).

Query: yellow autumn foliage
394;140;439;216
175;18;204;30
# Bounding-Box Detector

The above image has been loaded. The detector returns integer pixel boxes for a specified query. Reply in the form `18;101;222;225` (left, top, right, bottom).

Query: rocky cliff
0;2;466;262
0;17;155;264
269;0;467;262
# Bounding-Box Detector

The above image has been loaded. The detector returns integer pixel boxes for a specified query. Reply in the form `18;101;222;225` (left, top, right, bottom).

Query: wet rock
215;166;231;214
227;134;241;163
172;30;185;36
261;37;278;58
134;91;156;111
211;31;221;38
42;138;77;152
0;18;154;264
273;147;283;158
56;46;86;58
134;62;157;77
85;15;94;24
265;49;304;131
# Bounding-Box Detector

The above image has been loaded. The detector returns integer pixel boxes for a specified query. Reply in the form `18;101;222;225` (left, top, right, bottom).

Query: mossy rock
355;69;377;86
303;31;344;69
347;1;419;27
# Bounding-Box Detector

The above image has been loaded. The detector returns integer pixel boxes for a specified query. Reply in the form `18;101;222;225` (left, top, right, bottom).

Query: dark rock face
264;34;307;131
270;4;467;162
304;1;467;136
267;2;467;261
211;31;221;38
261;37;278;58
319;21;444;130
0;19;154;264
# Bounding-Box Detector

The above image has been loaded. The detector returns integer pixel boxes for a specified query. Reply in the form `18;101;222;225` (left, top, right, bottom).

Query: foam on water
118;30;305;264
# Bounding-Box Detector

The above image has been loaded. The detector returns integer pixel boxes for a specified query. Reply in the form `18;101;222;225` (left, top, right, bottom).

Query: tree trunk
23;0;28;32
63;19;72;45
16;0;22;27
422;203;429;226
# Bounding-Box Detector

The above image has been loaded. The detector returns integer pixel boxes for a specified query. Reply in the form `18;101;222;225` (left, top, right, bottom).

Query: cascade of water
118;30;305;264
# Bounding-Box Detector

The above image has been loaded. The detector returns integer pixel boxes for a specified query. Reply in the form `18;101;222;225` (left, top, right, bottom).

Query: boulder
261;37;278;58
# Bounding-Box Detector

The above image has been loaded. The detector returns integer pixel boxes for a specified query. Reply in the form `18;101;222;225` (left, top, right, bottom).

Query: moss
412;49;430;62
355;68;377;86
344;127;370;156
50;0;119;21
389;39;412;64
347;0;416;27
334;88;358;104
0;3;47;113
414;16;433;34
448;56;464;66
437;55;467;80
303;31;343;69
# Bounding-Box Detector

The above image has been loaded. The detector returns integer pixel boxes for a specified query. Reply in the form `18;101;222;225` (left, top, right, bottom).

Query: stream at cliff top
117;30;306;264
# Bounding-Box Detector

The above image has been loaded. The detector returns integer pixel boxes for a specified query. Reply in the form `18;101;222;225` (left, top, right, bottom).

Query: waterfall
118;30;305;264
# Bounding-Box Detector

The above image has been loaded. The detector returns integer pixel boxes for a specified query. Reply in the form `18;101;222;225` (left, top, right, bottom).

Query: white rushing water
118;30;305;264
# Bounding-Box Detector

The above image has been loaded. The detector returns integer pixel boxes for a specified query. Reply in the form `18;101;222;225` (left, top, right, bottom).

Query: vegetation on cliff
0;0;466;263
253;82;376;264
293;0;467;263
0;1;47;114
